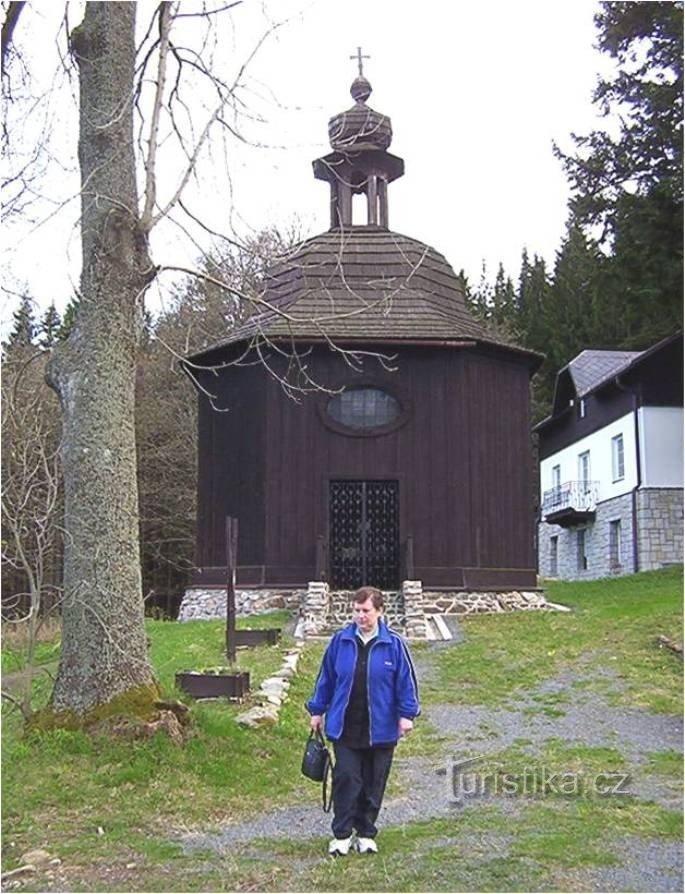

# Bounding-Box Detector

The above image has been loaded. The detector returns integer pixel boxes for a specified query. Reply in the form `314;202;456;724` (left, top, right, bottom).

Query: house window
327;386;401;431
577;528;588;571
551;465;561;507
609;520;622;568
577;398;586;419
612;434;625;481
578;451;591;492
550;535;559;577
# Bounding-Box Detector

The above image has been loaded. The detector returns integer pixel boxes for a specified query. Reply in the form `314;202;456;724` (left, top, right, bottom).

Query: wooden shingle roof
190;227;498;357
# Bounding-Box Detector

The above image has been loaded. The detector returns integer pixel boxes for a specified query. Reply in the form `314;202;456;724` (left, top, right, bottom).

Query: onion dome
327;74;393;152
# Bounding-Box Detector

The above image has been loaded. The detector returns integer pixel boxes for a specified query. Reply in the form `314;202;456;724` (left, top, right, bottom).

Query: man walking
306;586;420;856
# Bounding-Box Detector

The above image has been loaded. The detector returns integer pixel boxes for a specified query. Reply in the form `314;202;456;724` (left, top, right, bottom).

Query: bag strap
314;729;333;813
322;749;333;813
308;728;333;812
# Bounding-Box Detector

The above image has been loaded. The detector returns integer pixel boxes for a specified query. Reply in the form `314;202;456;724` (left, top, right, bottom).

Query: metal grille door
329;480;399;590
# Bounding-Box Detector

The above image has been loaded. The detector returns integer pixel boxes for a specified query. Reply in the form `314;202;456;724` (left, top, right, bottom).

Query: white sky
2;0;613;326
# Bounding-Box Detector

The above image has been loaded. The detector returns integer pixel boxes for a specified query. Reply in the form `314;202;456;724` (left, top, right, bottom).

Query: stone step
425;614;452;641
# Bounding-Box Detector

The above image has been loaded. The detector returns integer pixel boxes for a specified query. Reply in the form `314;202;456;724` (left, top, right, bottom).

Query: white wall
540;412;638;504
638;407;684;487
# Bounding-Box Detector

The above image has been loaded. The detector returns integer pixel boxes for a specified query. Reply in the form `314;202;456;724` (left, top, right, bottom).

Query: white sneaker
356;836;378;854
328;836;353;857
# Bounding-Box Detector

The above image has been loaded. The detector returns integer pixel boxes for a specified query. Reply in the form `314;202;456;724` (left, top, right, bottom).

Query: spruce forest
2;1;682;618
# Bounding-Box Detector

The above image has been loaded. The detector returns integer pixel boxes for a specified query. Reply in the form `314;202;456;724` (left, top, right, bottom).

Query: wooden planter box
175;670;250;700
235;628;281;647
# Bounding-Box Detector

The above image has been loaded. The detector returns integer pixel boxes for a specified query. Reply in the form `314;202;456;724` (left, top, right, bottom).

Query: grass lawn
1;568;682;892
423;565;683;713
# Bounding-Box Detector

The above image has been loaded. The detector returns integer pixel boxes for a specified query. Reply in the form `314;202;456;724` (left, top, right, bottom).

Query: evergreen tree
516;253;553;420
492;263;517;330
549;221;605;355
39;303;62;349
57;297;80;342
556;1;683;340
7;293;37;347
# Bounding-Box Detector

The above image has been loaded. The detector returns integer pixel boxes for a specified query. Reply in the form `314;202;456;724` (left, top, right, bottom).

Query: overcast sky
3;0;612;326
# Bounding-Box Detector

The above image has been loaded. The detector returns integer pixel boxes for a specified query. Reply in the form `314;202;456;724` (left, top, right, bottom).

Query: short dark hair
354;586;384;610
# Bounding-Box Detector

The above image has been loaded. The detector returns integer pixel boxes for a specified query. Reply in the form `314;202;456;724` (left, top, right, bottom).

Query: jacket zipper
366;638;380;746
338;640;356;739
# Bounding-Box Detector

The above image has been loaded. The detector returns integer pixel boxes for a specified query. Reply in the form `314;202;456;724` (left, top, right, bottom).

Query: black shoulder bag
301;729;333;812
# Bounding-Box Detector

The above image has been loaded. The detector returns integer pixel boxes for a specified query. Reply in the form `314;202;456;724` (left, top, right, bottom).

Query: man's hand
398;717;414;737
310;714;324;733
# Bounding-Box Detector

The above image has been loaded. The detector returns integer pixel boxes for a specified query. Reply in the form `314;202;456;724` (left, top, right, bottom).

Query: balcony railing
542;480;600;520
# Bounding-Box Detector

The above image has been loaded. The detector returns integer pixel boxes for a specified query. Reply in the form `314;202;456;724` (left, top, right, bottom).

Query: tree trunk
45;2;157;719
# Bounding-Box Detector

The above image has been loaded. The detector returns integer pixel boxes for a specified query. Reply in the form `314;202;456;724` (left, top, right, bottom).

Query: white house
535;333;683;580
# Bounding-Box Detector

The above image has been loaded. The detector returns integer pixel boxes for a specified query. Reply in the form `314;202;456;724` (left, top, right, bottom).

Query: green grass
426;566;683;713
2;571;682;891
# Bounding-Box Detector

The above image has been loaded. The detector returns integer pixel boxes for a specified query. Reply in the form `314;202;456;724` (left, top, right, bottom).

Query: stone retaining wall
180;581;556;632
637;488;683;571
301;581;554;638
178;588;303;622
423;590;550;614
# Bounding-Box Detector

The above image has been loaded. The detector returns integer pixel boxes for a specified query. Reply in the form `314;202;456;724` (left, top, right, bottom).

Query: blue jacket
306;621;421;746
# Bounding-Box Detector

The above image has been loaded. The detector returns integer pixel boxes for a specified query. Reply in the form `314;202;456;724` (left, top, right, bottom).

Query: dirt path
179;639;683;892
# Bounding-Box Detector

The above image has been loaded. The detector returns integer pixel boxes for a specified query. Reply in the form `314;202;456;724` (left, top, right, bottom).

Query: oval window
327;387;401;431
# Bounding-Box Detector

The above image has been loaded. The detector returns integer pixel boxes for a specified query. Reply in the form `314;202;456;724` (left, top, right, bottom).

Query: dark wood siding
251;344;536;587
194;364;265;577
538;389;635;460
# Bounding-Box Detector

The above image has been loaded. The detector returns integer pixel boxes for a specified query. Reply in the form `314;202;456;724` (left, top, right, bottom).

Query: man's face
353;597;382;632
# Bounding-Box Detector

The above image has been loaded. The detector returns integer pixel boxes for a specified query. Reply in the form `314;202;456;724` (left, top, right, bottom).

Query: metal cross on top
350;46;370;77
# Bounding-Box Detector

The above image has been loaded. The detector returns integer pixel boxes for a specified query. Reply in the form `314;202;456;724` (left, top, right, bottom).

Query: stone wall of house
538;487;684;581
538;492;635;581
178;587;303;621
637;488;684;571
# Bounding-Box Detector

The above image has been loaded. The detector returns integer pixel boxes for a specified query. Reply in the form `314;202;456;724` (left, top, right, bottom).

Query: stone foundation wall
637;488;684;571
301;581;554;638
423;590;550;614
178;588;303;622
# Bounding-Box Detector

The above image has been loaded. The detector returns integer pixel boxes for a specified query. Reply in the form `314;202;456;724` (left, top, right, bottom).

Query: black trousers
331;743;394;839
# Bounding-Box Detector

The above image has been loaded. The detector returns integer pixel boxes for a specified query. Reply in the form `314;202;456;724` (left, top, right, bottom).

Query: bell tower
312;48;404;229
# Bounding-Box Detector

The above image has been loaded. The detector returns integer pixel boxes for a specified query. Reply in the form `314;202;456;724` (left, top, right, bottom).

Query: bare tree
4;2;398;724
1;347;62;719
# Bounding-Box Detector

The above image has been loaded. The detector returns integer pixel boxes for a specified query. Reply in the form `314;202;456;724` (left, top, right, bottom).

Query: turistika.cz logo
442;757;632;804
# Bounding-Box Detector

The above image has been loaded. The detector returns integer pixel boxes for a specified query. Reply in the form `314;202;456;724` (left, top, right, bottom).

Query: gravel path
179;632;683;892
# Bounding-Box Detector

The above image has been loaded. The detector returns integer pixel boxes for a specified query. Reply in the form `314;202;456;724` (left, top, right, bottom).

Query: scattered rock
19;849;50;866
154;699;192;725
658;635;683;658
2;864;36;880
236;705;279;728
141;710;185;746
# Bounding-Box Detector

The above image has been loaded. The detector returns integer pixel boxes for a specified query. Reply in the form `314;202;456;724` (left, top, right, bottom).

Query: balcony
542;480;599;527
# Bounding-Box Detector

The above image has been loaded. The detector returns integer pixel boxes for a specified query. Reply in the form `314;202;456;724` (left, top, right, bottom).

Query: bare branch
1;1;25;75
140;2;174;229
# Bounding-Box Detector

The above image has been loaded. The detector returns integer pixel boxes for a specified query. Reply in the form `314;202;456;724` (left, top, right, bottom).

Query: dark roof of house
187;227;540;364
568;349;643;398
534;332;683;432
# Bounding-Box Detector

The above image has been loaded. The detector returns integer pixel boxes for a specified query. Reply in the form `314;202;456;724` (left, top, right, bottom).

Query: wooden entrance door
329;480;399;590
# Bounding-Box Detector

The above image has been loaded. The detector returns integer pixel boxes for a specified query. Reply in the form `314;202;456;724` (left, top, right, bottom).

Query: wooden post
367;175;378;225
404;535;414;581
316;534;327;581
225;516;238;665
